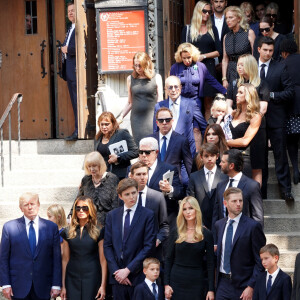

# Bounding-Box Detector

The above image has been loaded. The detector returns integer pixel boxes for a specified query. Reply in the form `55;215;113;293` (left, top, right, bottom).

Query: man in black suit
62;2;78;141
150;107;192;187
215;187;266;300
187;143;227;229
129;161;169;260
258;36;294;202
139;137;185;229
212;149;264;233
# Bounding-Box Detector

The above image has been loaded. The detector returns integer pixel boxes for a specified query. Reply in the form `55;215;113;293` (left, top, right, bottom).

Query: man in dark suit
258;36;294;202
153;76;207;156
104;178;156;300
138;137;185;229
292;253;300;300
129;161;169;260
215;187;266;300
187;143;227;229
0;193;62;300
212;149;264;232
150;107;192;187
62;2;78;141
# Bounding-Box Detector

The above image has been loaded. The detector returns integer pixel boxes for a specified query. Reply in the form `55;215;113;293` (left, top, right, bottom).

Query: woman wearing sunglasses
61;196;107;300
181;1;224;120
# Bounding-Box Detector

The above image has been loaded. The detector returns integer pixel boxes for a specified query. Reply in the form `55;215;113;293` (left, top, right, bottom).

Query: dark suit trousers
216;276;244;300
67;79;78;134
112;284;135;300
13;284;49;300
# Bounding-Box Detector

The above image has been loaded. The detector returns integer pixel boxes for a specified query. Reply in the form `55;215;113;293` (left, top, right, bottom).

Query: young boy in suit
253;243;292;300
133;258;164;300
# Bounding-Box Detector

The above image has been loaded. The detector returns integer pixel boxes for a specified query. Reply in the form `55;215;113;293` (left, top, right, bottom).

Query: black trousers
216;276;244;300
13;284;49;300
67;79;78;134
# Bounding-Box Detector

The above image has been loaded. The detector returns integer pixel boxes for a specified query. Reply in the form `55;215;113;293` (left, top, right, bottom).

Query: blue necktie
152;282;158;300
160;136;167;161
260;63;266;79
266;274;272;295
28;220;36;256
223;219;234;273
138;192;143;207
123;209;131;243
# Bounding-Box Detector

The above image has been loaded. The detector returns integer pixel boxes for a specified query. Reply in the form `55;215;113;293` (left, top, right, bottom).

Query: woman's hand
108;154;118;164
206;291;215;300
60;287;67;300
95;285;106;300
222;79;228;89
165;285;173;299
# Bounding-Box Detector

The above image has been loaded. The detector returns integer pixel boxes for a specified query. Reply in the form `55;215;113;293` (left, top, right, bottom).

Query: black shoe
282;192;295;204
293;171;300;185
65;132;78;141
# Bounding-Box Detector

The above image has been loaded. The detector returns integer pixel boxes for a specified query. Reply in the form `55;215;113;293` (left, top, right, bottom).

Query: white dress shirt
148;159;158;183
65;23;75;59
169;96;181;130
258;59;271;78
139;186;148;207
224;172;243;190
266;267;280;287
214;14;225;41
159;129;173;153
145;278;158;294
220;213;242;273
122;202;138;234
24;215;39;244
204;165;217;191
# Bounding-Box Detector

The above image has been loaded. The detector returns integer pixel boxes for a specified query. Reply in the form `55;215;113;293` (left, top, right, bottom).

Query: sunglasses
139;150;156;155
265;13;277;18
259;27;271;33
215;96;226;101
75;206;89;212
167;85;180;91
202;9;213;15
157;118;172;123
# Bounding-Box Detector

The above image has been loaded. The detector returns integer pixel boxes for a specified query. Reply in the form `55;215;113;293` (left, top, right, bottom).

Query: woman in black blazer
95;112;139;180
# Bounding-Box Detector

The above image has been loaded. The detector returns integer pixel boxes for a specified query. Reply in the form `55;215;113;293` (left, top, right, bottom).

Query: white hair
139;137;159;150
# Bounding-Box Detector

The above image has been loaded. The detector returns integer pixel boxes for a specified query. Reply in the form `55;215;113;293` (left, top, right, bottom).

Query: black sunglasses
75;206;89;212
202;9;213;15
265;13;277;18
167;85;180;91
259;27;271;33
215;96;226;101
157;118;172;124
139;150;156;155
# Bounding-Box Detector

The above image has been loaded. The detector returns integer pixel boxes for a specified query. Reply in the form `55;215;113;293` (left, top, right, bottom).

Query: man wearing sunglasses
150;107;192;188
153;76;206;156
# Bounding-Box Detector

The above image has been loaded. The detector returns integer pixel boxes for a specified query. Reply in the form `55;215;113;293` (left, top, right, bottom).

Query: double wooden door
0;0;74;139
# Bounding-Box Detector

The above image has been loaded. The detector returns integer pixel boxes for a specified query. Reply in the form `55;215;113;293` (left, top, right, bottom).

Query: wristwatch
203;55;207;59
270;92;274;99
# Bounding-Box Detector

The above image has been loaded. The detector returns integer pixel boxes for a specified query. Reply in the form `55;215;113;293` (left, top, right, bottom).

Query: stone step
263;199;300;214
264;214;300;232
276;250;299;270
266;184;300;199
266;232;300;250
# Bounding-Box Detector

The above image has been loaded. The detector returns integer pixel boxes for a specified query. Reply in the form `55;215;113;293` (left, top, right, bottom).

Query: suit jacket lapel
145;190;154;210
200;169;209;194
175;99;186;132
237;175;246;190
266;60;275;79
211;168;221;192
149;162;162;187
116;208;123;248
143;281;155;298
165;132;175;160
269;270;282;295
124;205;142;243
17;217;32;257
34;217;46;258
232;214;247;249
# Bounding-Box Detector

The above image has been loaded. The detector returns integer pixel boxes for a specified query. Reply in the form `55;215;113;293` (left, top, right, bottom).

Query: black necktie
123;209;131;242
152;282;158;300
138;192;143;207
266;274;272;295
260;63;266;79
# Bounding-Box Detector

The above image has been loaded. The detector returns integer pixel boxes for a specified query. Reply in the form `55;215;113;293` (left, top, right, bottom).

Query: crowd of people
0;0;299;299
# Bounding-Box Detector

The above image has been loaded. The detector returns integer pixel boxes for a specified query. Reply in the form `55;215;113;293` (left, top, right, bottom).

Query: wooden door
0;0;52;139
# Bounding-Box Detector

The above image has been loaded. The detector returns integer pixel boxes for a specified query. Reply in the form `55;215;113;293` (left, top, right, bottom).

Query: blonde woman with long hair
226;54;269;186
181;1;223;120
120;51;163;145
61;196;107;300
164;196;214;300
222;6;255;89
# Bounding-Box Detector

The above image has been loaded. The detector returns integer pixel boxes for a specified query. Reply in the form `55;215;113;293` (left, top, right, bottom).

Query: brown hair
143;257;160;269
155;107;173;120
95;111;119;140
223;187;243;201
260;243;280;257
130;161;148;175
132;52;154;79
195;143;219;170
117;178;138;195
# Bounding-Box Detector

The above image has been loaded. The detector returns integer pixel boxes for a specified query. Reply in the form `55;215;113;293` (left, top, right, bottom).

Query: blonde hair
84;151;107;175
176;196;203;243
240;2;255;21
190;1;215;42
224;6;249;31
143;257;160;269
68;196;100;241
211;99;228;115
19;192;39;207
47;204;67;228
132;52;154;79
234;83;260;122
237;54;261;87
174;43;200;63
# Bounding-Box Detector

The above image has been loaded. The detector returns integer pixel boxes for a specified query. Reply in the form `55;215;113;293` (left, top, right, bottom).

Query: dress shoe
64;132;78;141
293;171;300;185
282;192;295;204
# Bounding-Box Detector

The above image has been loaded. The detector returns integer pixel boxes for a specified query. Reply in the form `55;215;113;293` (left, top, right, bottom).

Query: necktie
223;219;234;273
260;63;266;79
152;282;158;300
207;171;212;192
28;220;36;256
123;209;131;242
171;102;178;129
138;192;143;207
228;178;234;187
160;136;167;161
266;274;272;295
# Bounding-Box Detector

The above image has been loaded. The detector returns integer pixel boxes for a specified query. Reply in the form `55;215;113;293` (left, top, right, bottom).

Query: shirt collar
159;129;173;141
259;59;271;68
169;95;181;107
124;202;137;214
145;277;157;287
230;171;243;181
140;185;148;194
24;215;39;226
227;212;242;224
214;14;224;21
204;165;217;175
267;266;280;277
149;159;158;171
71;23;75;29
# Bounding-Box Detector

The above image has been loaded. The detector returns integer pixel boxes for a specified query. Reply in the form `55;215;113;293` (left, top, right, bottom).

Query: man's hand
50;288;60;298
114;267;130;284
61;46;68;54
2;287;13;300
240;286;253;300
156;239;161;247
159;179;171;193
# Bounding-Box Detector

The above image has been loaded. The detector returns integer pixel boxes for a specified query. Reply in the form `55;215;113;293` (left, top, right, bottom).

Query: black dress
182;25;222;97
61;226;104;300
164;228;214;300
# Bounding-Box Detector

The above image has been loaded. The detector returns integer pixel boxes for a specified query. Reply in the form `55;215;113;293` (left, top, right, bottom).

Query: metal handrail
0;93;23;187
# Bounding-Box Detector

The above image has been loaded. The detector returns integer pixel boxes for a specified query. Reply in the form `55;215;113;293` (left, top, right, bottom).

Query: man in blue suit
150;107;192;187
0;193;62;300
215;187;266;300
153;76;207;156
62;2;78;141
104;178;156;300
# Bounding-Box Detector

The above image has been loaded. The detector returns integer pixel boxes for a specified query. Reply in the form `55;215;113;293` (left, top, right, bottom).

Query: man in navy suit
104;178;156;299
153;76;207;156
129;161;169;260
0;193;61;300
215;187;266;300
150;107;192;187
62;2;78;141
139;137;185;229
212;149;264;233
